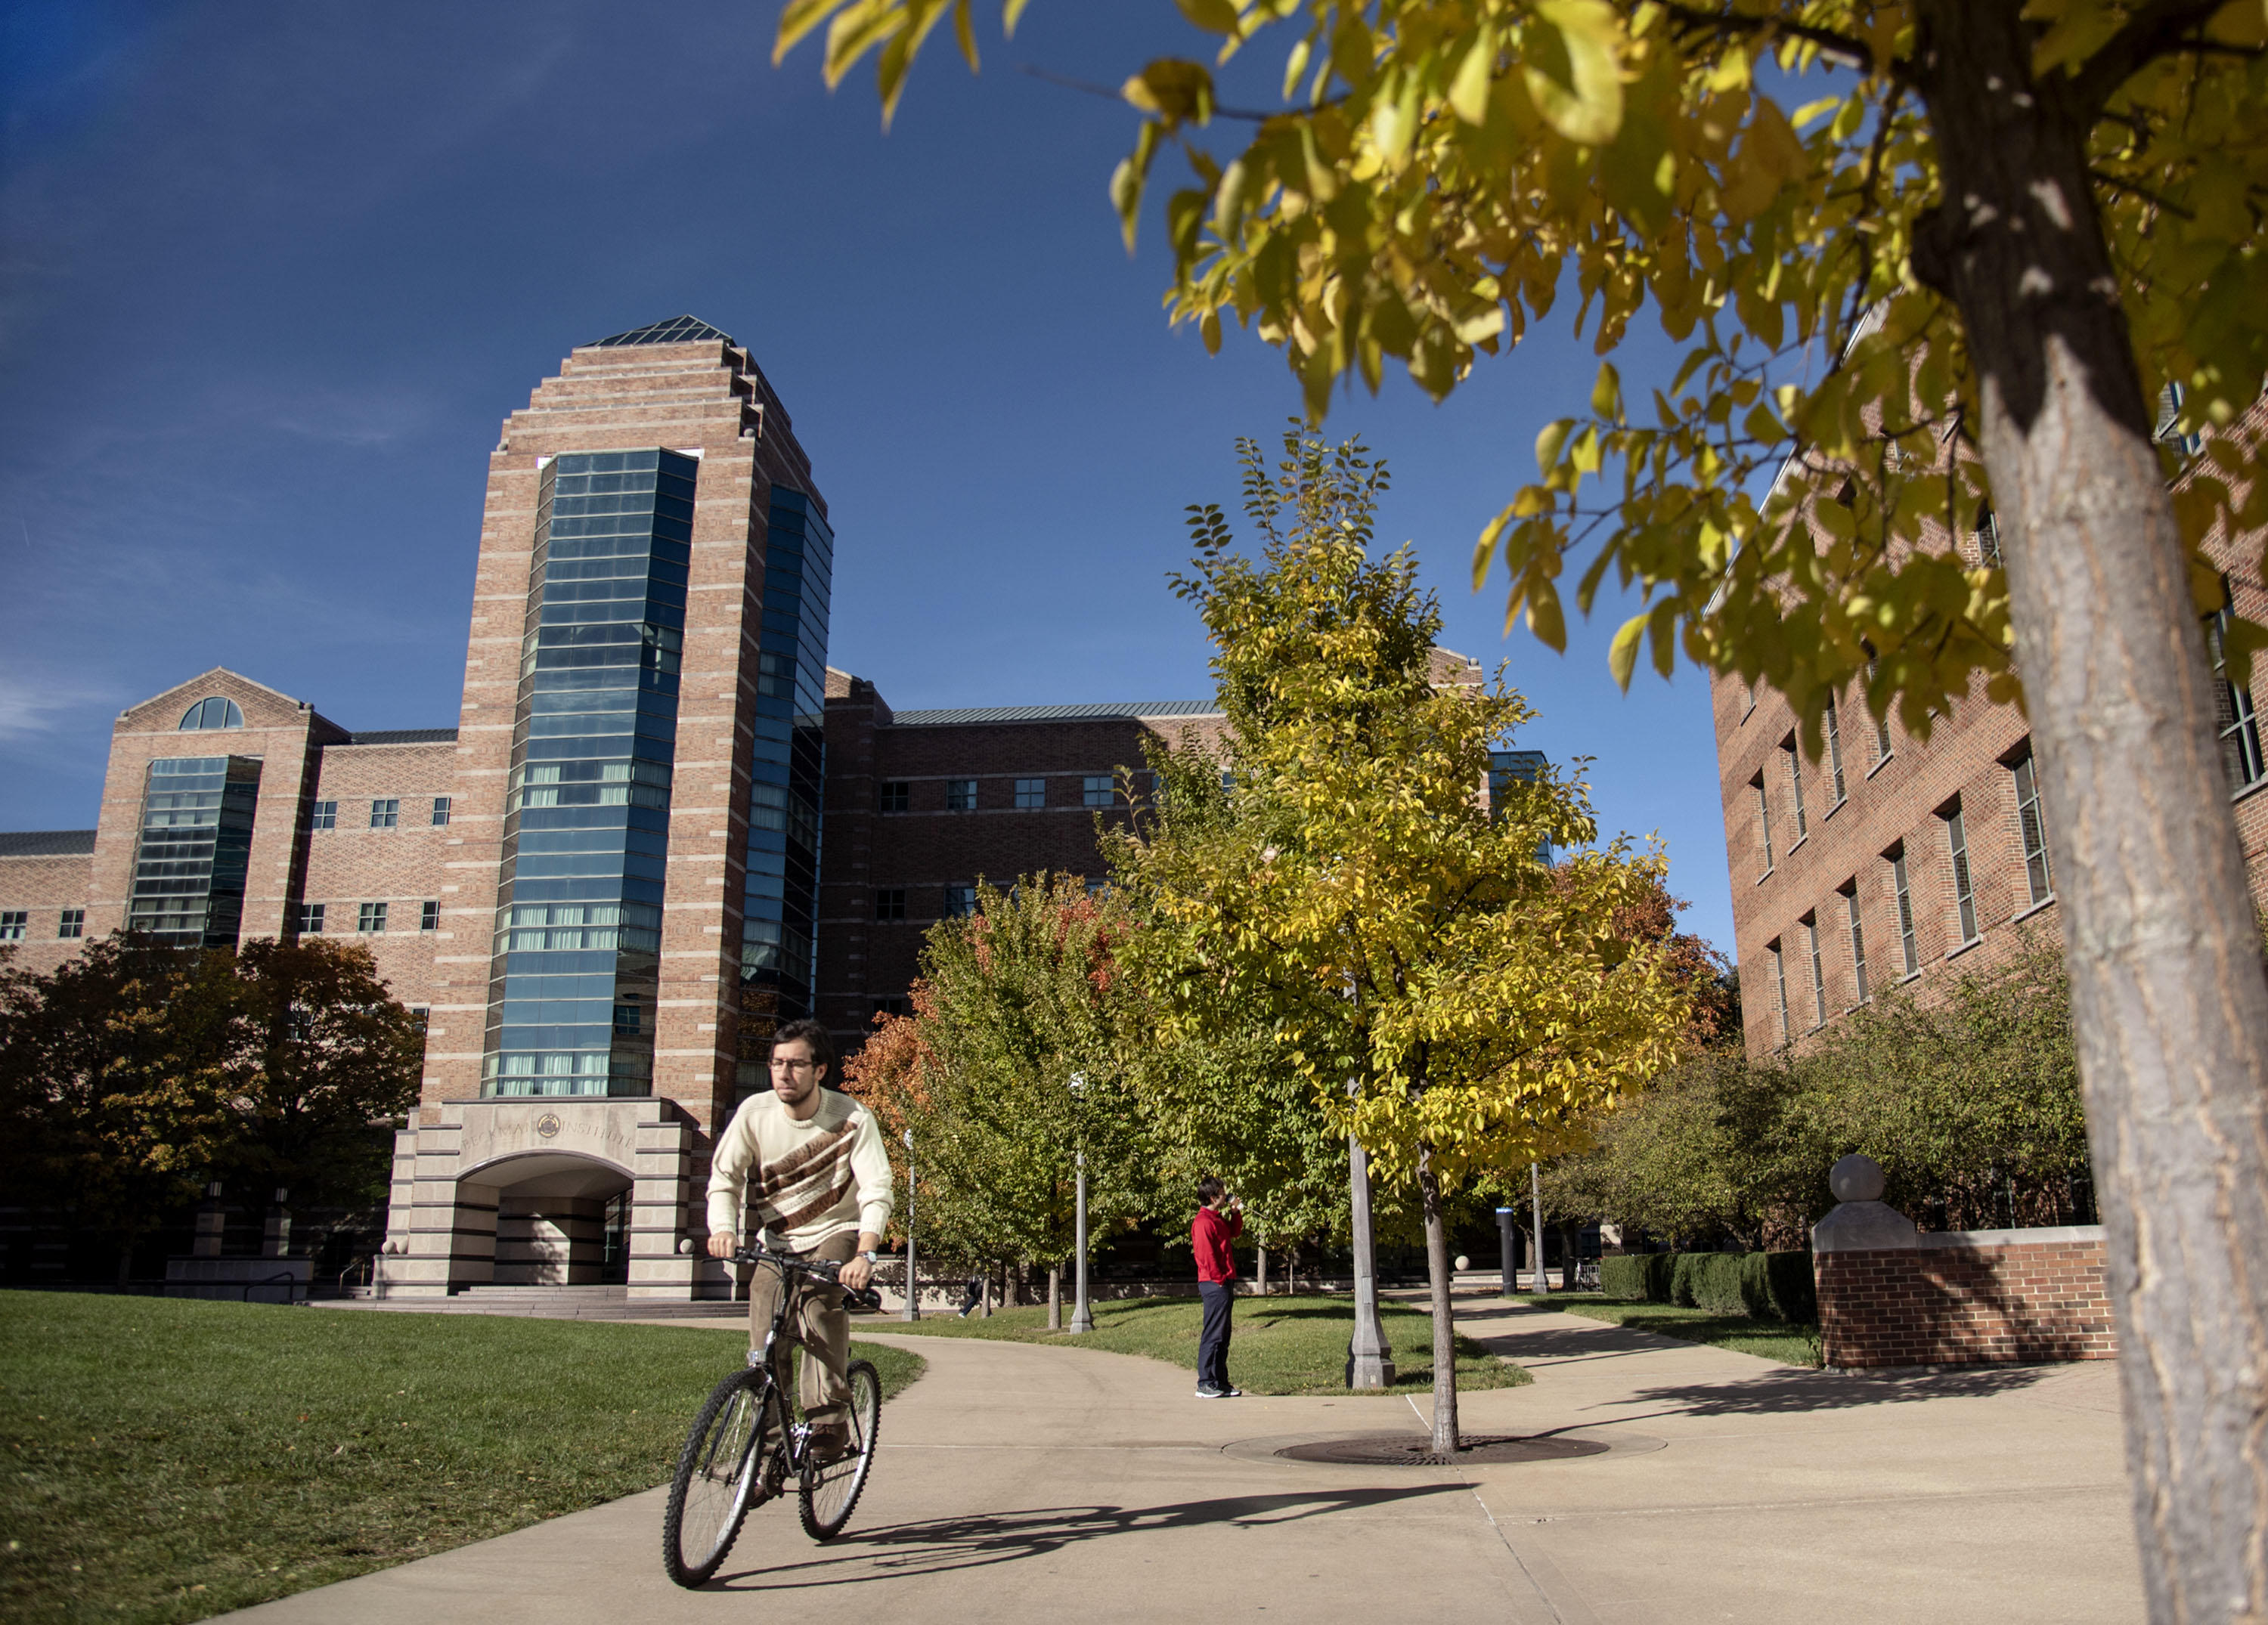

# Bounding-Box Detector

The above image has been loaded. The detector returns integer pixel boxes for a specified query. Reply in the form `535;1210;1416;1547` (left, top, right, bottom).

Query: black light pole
1497;1206;1518;1298
901;1127;919;1323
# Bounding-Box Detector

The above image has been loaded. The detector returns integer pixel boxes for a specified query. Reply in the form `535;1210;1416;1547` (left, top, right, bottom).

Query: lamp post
1068;1072;1093;1335
902;1127;919;1323
1347;1119;1394;1386
1529;1159;1549;1296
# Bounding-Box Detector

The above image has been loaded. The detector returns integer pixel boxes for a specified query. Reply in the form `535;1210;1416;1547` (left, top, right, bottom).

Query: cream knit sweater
705;1088;894;1252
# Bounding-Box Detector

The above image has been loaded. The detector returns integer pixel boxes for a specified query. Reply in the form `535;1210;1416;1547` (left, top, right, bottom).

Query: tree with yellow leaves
782;7;2268;1603
1107;430;1692;1452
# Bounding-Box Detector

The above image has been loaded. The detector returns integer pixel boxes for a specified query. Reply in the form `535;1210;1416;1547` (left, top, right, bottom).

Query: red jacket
1192;1204;1242;1283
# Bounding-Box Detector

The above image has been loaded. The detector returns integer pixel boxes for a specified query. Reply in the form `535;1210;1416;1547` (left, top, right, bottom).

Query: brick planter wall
1814;1226;2118;1369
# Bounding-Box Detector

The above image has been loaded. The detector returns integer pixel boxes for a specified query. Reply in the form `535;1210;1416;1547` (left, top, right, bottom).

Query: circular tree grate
1276;1433;1612;1468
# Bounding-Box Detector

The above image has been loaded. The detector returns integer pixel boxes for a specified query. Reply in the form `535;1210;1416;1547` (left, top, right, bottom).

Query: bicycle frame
735;1243;881;1471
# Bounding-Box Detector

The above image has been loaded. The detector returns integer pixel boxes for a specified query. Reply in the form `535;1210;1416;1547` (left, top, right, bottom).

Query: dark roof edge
337;729;460;746
886;701;1219;727
0;830;98;858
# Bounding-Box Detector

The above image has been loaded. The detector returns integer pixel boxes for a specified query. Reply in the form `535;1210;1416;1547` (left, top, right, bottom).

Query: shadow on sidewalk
1625;1363;2059;1417
711;1484;1466;1591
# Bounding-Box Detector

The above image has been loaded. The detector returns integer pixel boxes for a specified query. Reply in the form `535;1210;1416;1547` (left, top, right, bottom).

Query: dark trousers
1198;1280;1235;1390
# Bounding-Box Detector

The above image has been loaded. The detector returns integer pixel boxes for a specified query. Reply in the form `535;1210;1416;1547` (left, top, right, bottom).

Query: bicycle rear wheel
798;1358;881;1541
662;1369;782;1587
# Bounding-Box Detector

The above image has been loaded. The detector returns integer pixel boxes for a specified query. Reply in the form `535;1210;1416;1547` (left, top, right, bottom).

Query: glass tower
127;756;262;946
483;449;692;1098
737;488;832;1098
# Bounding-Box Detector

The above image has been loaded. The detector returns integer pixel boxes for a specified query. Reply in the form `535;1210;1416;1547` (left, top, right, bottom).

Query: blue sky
0;1;1734;949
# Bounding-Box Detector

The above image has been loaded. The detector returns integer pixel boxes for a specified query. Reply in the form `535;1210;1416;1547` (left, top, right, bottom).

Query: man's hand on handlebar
707;1230;738;1261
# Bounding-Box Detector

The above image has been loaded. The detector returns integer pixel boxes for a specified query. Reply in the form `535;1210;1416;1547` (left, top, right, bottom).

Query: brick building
813;674;1224;1056
0;315;1235;1297
1717;421;2268;1058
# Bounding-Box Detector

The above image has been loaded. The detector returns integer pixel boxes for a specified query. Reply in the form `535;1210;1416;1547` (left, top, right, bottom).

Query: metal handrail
239;1270;305;1305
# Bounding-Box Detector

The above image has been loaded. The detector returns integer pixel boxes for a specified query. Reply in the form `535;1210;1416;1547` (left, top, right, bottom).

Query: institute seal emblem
534;1112;562;1141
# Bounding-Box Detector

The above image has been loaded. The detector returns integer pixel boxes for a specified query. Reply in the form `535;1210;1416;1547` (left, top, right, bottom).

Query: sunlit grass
0;1292;922;1624
1517;1292;1823;1366
867;1292;1529;1395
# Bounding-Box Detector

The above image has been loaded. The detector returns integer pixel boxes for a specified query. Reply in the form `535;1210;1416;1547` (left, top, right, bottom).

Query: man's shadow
712;1483;1464;1591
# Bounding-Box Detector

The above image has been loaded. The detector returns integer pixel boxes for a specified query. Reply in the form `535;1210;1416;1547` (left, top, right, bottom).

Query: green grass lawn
1518;1292;1823;1367
0;1292;924;1625
863;1292;1529;1396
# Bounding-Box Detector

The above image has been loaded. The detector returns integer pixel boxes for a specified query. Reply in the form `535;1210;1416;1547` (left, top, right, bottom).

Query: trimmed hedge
1596;1249;1816;1323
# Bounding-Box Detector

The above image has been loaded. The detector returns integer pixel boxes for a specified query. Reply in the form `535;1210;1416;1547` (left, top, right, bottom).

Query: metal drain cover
1276;1433;1612;1467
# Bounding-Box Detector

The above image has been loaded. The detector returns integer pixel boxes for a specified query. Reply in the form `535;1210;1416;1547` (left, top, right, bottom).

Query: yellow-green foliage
1108;430;1694;1192
778;0;2268;725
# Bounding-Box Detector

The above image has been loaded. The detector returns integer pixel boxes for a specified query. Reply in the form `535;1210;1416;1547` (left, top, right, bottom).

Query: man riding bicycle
706;1018;892;1463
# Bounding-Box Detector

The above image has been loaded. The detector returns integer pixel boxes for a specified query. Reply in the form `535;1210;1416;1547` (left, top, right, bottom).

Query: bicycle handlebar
731;1243;885;1313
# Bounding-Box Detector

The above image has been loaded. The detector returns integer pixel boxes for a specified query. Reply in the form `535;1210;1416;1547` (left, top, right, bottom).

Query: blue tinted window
178;696;243;731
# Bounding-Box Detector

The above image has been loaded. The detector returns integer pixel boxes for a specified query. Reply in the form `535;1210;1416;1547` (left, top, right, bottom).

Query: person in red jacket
1191;1175;1244;1398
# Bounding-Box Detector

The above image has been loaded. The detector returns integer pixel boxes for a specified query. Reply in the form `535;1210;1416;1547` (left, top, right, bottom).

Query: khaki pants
746;1232;856;1436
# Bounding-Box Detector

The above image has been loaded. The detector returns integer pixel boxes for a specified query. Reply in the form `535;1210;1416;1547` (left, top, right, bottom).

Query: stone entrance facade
376;1097;730;1299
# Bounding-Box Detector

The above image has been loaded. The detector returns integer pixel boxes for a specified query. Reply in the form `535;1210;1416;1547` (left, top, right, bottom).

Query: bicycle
661;1244;886;1588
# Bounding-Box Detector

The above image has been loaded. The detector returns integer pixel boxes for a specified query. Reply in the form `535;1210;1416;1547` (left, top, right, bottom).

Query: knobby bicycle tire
662;1368;784;1588
798;1358;881;1541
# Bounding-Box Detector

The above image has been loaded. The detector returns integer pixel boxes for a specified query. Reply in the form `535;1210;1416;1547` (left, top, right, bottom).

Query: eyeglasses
770;1057;820;1073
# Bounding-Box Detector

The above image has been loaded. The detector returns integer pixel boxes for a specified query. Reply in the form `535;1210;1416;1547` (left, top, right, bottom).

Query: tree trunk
1910;6;2268;1616
1047;1263;1061;1332
1417;1144;1459;1456
1256;1243;1269;1298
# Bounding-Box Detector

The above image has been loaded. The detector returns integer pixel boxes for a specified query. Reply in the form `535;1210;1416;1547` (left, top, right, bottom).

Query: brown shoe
808;1428;854;1466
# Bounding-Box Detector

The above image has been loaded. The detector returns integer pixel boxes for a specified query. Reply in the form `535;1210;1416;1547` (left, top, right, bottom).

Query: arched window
178;696;244;731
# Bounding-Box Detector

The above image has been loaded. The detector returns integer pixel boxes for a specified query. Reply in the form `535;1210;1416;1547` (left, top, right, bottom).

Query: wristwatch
861;1250;881;1263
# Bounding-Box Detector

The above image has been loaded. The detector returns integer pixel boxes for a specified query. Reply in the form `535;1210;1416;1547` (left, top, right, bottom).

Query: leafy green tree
1109;430;1692;1450
844;875;1158;1312
224;936;425;1218
0;936;238;1286
784;7;2268;1596
1551;933;2090;1243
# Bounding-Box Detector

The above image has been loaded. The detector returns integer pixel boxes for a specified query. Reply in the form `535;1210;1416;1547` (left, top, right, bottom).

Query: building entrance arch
461;1150;634;1286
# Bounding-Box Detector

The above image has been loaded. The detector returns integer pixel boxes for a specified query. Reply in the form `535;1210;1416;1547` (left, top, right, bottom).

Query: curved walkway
223;1298;2139;1623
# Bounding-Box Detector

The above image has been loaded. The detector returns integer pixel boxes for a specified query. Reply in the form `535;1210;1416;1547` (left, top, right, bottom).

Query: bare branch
1649;2;1890;78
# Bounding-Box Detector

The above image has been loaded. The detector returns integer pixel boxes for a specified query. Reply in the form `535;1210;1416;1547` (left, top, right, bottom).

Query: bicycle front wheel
662;1369;782;1588
798;1358;881;1541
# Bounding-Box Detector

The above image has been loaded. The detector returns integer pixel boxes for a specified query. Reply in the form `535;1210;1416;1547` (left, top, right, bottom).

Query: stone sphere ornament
1830;1153;1888;1204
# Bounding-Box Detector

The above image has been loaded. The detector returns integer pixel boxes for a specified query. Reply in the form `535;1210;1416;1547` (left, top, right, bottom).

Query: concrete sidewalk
224;1299;2140;1623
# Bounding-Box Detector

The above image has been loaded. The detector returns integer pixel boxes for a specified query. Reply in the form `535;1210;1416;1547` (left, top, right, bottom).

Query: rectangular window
943;884;978;918
871;995;912;1018
357;901;388;933
1978;507;2003;568
1945;804;1978;946
946;778;977;812
1085;877;1110;897
612;1003;641;1035
878;782;909;813
2012;754;2053;905
1844;887;1869;1004
1753;777;1774;873
1805;915;1828;1030
1014;778;1046;810
1083;774;1116;809
57;908;84;939
2208;593;2266;794
1865;660;1892;764
0;911;24;942
431;797;451;826
1891;851;1919;977
420;900;440;932
1784;741;1807;840
1768;941;1790;1046
875;888;906;921
370;798;398;830
295;902;325;935
311;800;337;831
1824;702;1848;805
408;1007;429;1033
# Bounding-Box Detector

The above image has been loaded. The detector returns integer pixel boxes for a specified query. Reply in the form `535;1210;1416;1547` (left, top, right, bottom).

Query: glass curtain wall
736;488;832;1100
128;756;262;946
483;449;692;1098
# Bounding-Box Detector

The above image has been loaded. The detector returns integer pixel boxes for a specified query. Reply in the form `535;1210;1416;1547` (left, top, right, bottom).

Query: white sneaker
1194;1384;1227;1398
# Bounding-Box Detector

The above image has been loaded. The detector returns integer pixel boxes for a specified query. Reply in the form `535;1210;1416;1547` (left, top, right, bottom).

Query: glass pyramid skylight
587;315;735;348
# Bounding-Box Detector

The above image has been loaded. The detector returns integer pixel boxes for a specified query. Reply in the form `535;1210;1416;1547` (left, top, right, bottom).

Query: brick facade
1717;420;2268;1058
815;671;1224;1055
1814;1227;2118;1369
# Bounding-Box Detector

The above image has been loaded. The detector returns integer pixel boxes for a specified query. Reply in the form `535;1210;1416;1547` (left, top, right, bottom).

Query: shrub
1599;1255;1650;1301
1599;1249;1817;1322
